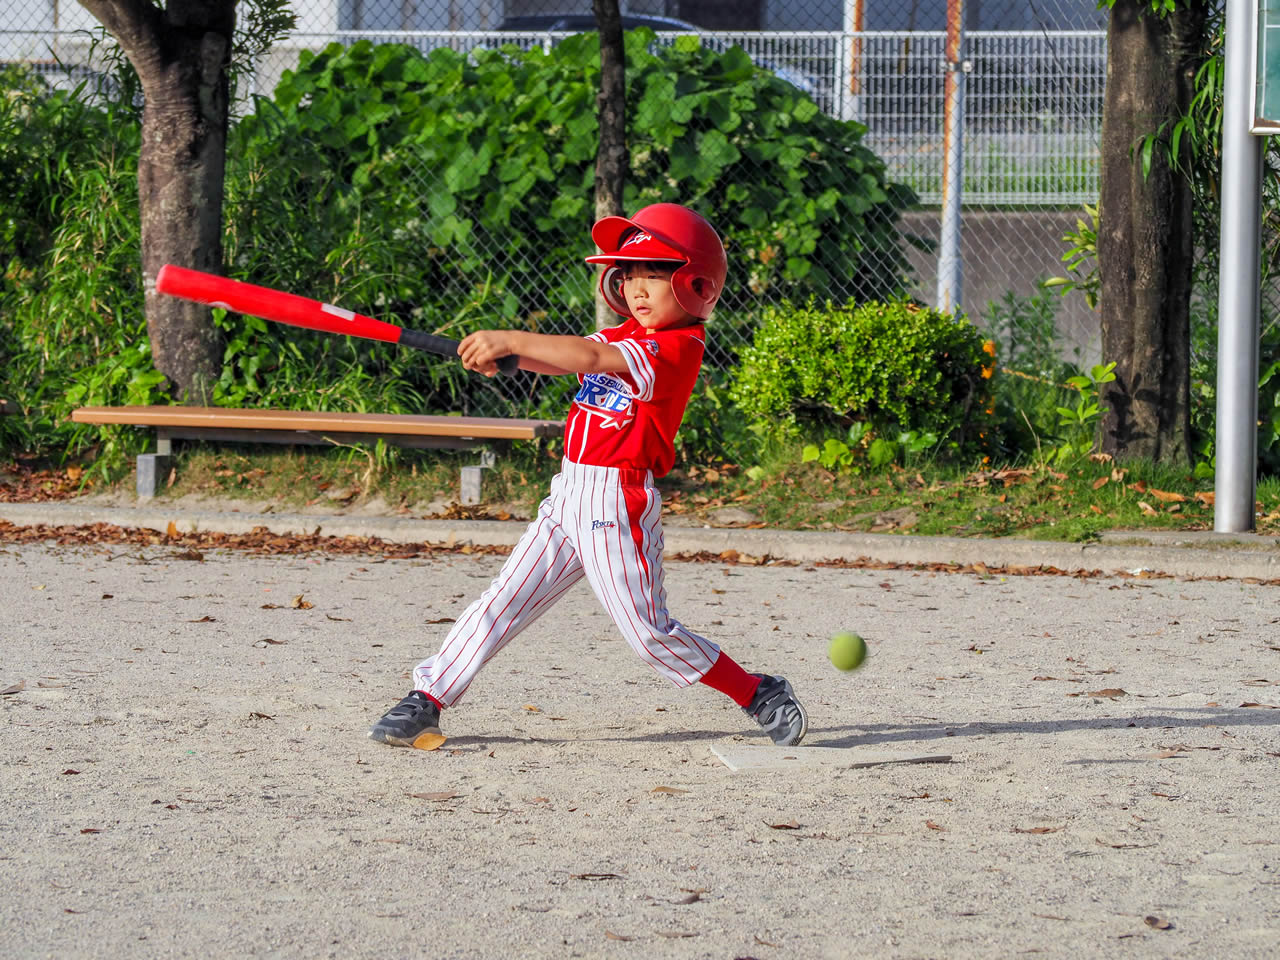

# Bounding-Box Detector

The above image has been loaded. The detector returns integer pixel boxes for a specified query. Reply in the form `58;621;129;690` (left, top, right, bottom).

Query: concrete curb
2;501;1279;582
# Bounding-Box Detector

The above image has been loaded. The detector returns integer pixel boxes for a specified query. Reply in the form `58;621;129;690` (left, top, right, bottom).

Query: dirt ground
2;541;1279;959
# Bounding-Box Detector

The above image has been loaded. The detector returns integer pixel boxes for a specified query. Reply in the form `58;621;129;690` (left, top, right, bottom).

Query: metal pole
1214;0;1263;532
936;0;966;314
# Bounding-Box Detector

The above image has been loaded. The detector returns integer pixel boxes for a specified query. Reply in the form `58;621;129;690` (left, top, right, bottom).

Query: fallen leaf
290;595;313;610
1;681;24;696
425;617;456;624
79;828;101;834
766;820;801;830
411;732;448;751
1240;702;1280;709
61;769;80;775
253;638;287;647
188;615;216;623
755;934;781;947
655;930;698;938
926;820;946;831
1014;825;1064;834
1144;916;1174;930
166;521;179;538
1092;476;1109;490
260;603;282;609
652;786;690;795
325;614;352;622
1067;688;1128;699
571;873;623;881
604;931;634;941
1137;501;1157;515
408;791;459;801
522;704;541;712
1148;488;1187;503
1194;491;1215;506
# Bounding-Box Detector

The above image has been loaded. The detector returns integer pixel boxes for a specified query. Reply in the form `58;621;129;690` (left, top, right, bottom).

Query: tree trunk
593;0;628;330
1096;0;1206;465
78;0;233;403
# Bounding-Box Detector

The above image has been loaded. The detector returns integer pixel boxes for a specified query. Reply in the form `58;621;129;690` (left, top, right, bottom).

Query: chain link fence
4;0;1108;416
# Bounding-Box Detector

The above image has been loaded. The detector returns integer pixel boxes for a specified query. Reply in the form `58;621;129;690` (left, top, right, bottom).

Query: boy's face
619;262;696;332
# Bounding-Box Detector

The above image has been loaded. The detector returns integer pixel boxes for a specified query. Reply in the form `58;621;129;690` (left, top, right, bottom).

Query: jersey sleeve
614;328;703;403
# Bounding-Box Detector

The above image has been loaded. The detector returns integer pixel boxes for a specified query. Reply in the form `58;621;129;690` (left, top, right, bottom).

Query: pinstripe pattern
413;459;719;706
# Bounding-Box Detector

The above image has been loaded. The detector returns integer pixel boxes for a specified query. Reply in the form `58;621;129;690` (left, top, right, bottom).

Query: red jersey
562;319;705;477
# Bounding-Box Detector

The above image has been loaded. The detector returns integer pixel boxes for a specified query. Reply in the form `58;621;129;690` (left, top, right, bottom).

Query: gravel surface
2;542;1279;959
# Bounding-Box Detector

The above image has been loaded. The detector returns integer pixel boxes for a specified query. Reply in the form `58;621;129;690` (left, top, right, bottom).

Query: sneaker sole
367;726;440;747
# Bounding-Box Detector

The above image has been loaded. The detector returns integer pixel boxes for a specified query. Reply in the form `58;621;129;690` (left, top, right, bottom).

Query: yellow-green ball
828;631;868;672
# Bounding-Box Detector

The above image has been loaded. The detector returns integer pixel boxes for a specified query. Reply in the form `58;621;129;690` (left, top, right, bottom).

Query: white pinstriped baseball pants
412;459;721;706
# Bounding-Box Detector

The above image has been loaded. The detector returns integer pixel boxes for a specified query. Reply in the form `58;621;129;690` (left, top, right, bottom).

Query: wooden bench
71;406;563;504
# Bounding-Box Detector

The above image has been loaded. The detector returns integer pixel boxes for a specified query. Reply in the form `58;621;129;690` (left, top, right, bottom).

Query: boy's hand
458;330;515;377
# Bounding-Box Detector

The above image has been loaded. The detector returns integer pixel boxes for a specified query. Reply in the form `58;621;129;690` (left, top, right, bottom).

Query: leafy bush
2;33;914;463
730;299;993;455
983;288;1083;458
227;34;913;374
0;67;152;459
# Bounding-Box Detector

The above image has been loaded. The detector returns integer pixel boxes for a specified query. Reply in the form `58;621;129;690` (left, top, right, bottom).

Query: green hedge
730;299;994;456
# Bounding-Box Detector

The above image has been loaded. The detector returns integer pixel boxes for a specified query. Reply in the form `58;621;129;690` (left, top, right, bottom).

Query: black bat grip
398;329;519;376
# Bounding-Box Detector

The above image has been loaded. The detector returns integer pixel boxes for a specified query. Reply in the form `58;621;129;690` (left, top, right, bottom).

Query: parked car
493;13;820;100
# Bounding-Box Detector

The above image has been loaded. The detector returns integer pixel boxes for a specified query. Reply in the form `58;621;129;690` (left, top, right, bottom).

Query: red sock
699;652;762;707
415;690;445;710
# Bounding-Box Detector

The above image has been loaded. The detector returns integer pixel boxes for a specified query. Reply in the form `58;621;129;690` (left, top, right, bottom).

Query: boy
368;203;808;748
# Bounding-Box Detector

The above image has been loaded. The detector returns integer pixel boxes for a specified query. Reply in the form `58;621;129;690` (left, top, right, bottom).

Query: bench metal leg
459;449;496;505
137;431;174;499
136;454;169;499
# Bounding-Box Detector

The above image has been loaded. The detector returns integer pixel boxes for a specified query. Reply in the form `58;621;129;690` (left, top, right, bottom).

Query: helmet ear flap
599;265;631;318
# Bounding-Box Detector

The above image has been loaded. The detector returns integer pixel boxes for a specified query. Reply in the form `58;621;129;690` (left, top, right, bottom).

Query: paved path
3;500;1280;580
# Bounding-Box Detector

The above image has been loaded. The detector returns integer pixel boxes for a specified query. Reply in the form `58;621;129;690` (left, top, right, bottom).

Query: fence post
936;0;967;315
840;0;866;123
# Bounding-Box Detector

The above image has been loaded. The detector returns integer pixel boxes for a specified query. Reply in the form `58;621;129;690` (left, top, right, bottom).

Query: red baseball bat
155;265;519;376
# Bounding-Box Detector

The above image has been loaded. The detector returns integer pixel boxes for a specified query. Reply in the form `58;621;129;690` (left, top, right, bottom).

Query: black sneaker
744;674;808;747
368;690;442;747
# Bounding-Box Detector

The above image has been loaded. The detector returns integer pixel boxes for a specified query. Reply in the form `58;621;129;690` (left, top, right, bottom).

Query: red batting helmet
584;203;728;321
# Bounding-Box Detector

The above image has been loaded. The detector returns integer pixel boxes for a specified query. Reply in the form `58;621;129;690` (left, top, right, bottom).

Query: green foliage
673;368;756;466
1043;204;1099;311
227;35;912;369
731;298;992;456
3;34;913;465
0;67;149;458
982;288;1090;459
1051;362;1117;463
800;421;937;473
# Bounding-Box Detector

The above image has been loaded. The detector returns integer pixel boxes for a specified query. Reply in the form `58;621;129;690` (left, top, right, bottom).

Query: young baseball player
368;203;808;748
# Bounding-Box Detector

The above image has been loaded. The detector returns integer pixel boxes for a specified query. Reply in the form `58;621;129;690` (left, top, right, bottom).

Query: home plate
711;744;952;772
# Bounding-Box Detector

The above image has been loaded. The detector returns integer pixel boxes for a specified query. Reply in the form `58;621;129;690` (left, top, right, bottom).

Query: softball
828;631;868;672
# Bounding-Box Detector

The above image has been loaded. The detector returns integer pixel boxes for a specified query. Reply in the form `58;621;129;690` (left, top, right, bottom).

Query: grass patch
657;447;1280;541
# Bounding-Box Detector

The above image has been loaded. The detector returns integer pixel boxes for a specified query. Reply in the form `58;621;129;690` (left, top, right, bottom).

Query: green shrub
730;299;993;455
983;288;1082;458
227;34;913;373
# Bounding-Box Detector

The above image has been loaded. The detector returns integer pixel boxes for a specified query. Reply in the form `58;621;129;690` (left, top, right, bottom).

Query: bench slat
71;406;562;441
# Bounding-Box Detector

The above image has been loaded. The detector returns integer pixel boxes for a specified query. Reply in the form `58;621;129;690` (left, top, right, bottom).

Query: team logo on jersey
574;372;635;429
590;519;617;532
641;338;659;357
